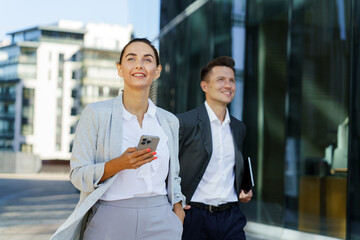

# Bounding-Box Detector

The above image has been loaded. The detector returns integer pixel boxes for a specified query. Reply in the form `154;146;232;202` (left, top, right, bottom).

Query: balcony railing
0;55;37;66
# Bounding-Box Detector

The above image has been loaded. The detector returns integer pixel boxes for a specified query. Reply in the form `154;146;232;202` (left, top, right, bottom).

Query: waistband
190;202;238;213
99;195;168;208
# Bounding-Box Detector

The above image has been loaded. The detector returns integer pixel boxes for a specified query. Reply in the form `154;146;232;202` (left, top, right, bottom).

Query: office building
0;20;132;160
157;0;360;239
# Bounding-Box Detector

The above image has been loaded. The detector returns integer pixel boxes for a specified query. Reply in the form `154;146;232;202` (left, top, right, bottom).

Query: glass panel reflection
245;0;350;239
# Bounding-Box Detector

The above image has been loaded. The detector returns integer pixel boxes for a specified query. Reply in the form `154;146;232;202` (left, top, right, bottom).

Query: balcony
0;111;15;119
0;55;36;67
0;93;16;101
0;131;14;139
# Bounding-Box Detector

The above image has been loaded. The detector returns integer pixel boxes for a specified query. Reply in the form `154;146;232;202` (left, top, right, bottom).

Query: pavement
0;173;78;240
0;172;269;240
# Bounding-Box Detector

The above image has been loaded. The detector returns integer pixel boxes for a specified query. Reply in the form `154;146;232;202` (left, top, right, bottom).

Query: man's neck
206;100;227;123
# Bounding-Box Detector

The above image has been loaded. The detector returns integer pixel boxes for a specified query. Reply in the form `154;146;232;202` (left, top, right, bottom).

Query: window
21;88;34;135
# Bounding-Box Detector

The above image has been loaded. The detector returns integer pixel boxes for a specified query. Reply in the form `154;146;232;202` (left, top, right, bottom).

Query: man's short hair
200;56;235;82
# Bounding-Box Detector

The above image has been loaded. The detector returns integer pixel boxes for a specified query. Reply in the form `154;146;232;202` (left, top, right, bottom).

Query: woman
51;38;185;240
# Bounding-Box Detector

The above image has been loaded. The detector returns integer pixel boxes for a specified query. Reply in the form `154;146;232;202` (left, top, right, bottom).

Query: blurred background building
156;0;360;239
0;20;132;160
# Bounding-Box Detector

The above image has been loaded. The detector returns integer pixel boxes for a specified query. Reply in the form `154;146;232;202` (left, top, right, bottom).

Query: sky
0;0;160;42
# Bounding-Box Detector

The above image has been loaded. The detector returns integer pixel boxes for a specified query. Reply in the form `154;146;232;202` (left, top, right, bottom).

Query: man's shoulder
176;105;202;120
230;115;246;129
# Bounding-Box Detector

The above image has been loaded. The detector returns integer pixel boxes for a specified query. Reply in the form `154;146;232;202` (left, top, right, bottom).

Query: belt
190;202;237;213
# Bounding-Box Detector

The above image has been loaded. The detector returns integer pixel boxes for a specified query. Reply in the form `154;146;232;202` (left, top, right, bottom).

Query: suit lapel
109;95;124;160
198;104;212;159
230;119;244;193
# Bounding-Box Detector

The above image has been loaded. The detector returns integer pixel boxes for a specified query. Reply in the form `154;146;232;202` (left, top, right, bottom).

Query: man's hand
239;189;253;203
173;202;185;224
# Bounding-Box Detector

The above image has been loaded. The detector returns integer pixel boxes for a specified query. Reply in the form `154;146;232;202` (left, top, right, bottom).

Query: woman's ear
154;64;162;79
116;63;123;77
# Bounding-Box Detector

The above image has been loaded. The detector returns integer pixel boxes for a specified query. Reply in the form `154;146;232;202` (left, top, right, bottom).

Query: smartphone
136;135;160;151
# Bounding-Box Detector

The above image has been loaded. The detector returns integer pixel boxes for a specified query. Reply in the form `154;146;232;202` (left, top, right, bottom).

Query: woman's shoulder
156;107;178;122
81;97;116;116
88;97;114;108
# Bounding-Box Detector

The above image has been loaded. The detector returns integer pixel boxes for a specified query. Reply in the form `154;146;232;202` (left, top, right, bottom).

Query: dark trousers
182;204;247;240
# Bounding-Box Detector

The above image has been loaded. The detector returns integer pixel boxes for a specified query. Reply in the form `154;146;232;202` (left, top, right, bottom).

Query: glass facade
21;88;34;136
158;0;360;239
158;0;234;113
0;46;37;81
0;83;16;148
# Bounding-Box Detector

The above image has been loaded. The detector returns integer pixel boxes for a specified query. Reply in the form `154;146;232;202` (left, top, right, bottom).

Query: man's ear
154;64;162;79
116;63;123;77
200;81;207;92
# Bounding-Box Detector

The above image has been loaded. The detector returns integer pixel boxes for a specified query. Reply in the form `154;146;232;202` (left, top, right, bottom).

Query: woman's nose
135;60;144;69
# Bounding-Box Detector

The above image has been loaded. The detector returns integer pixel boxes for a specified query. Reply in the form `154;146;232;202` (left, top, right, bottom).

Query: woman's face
117;42;162;90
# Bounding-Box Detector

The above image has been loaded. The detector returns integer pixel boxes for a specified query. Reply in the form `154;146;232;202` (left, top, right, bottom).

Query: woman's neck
122;90;149;126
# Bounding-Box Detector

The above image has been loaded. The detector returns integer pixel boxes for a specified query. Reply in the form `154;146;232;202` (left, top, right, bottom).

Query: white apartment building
0;20;132;160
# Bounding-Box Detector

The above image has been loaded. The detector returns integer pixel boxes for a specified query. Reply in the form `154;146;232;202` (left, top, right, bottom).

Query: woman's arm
172;117;186;207
70;105;104;193
99;147;156;182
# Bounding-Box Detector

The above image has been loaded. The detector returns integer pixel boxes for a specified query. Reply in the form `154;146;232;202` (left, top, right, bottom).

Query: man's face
201;66;236;106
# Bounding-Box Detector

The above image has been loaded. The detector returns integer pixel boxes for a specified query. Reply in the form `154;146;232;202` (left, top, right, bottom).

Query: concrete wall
0;151;41;173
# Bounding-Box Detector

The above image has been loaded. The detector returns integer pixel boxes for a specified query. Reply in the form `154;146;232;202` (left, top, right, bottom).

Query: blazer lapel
198;104;212;159
230;120;244;193
109;95;124;160
156;109;173;153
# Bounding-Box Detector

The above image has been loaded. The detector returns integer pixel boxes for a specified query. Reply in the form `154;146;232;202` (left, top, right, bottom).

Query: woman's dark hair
200;56;235;82
118;38;160;66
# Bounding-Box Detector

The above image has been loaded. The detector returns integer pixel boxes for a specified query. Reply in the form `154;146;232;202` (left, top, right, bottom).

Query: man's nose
224;80;232;88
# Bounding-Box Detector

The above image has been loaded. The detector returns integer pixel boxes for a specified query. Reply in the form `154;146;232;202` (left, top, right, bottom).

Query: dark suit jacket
176;103;252;205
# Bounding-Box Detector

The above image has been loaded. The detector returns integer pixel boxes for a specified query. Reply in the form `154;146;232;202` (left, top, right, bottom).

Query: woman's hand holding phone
118;147;157;170
100;147;156;183
100;136;159;182
116;135;160;170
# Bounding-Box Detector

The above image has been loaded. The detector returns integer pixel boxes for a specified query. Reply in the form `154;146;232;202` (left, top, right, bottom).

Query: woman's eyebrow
125;53;136;58
144;54;154;59
125;53;154;59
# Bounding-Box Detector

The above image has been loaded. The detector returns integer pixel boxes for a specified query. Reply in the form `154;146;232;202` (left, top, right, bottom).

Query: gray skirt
83;195;183;240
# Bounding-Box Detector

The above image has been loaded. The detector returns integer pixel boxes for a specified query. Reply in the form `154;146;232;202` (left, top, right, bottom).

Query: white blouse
100;99;169;201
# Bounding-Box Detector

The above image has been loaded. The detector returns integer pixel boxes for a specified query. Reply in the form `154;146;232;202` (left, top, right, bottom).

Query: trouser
182;203;247;240
83;195;183;240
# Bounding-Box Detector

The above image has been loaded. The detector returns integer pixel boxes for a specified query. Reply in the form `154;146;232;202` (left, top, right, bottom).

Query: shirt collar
122;95;156;120
204;101;231;125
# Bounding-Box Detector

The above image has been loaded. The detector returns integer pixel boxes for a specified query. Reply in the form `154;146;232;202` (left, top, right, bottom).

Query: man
177;56;253;240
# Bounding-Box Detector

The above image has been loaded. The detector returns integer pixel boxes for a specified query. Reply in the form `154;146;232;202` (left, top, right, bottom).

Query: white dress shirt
191;101;238;206
101;99;169;201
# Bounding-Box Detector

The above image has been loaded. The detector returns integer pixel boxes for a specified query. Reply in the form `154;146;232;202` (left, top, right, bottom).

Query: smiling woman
116;40;162;95
50;38;185;240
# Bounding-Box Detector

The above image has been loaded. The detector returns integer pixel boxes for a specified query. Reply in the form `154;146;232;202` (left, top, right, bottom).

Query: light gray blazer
50;95;185;240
